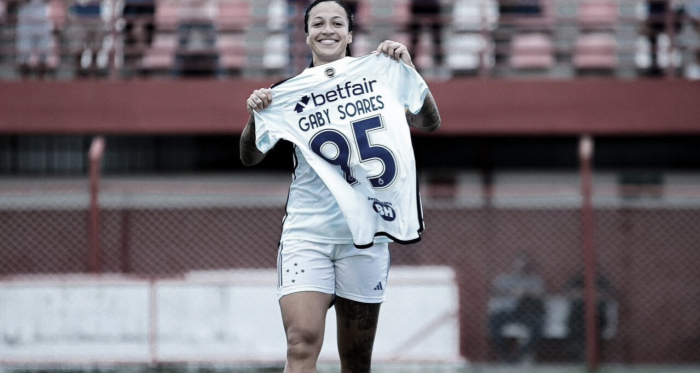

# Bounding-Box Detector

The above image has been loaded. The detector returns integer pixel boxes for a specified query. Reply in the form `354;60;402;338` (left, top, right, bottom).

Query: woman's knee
286;326;323;360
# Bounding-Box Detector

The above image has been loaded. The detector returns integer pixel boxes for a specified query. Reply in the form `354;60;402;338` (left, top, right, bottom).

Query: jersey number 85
309;115;397;190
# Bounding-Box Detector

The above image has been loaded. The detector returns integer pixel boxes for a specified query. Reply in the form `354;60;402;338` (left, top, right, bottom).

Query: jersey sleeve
387;58;430;115
253;96;287;154
253;110;276;154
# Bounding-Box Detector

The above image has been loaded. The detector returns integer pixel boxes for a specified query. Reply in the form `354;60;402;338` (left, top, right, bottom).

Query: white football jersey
255;54;429;248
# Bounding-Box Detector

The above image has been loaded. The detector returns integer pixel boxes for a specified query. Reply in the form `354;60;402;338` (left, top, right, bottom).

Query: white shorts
277;239;391;304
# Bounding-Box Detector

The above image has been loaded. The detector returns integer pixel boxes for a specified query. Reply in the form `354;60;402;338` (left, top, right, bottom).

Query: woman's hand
241;88;272;167
246;88;273;116
375;40;415;69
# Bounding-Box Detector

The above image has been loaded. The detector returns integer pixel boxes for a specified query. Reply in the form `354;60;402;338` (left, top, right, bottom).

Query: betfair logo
292;78;378;114
294;95;311;113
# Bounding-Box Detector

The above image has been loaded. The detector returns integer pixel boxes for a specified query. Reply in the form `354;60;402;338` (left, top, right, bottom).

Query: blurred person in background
15;0;54;79
121;0;155;52
498;0;542;15
409;0;444;70
239;1;441;371
684;0;700;79
564;271;614;361
173;0;217;76
488;252;546;363
644;0;685;76
1;0;7;23
69;0;114;78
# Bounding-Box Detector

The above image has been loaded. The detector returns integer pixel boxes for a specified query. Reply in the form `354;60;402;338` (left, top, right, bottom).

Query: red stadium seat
392;0;411;30
509;33;555;69
216;0;251;32
578;0;618;31
217;33;246;72
573;33;618;70
48;0;67;31
154;0;180;31
140;32;177;73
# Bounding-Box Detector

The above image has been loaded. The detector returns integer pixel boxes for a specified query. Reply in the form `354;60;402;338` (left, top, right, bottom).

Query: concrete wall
0;266;461;365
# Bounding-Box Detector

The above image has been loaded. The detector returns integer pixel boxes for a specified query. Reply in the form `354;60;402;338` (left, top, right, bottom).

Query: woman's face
306;1;352;66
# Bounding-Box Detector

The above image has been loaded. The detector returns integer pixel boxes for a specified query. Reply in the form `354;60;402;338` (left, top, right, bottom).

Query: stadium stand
0;0;697;80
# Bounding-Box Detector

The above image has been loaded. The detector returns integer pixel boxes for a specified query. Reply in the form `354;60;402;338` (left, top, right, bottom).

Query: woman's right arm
240;116;265;166
239;88;273;166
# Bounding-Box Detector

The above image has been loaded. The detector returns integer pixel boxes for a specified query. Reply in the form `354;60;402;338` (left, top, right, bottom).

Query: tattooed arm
240;116;266;166
240;88;273;166
374;40;441;133
406;91;441;133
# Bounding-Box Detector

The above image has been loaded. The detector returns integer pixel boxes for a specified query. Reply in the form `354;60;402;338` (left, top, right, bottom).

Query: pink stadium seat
154;0;180;31
217;33;246;71
392;0;411;29
509;33;555;69
355;1;373;31
216;0;251;32
573;33;618;70
578;0;618;31
48;0;66;31
140;32;177;72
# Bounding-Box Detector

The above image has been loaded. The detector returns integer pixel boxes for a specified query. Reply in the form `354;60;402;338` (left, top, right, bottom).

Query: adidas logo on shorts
374;282;384;291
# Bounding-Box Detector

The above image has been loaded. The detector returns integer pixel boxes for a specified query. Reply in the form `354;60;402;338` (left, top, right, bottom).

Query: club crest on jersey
324;67;335;78
372;200;396;222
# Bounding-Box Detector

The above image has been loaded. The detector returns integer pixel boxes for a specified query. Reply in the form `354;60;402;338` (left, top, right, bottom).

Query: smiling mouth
319;39;338;45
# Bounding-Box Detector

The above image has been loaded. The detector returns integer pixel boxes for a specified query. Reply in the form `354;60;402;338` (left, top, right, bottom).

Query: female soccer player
240;1;440;372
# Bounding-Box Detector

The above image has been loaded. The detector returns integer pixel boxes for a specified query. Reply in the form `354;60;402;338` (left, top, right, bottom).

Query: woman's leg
280;291;334;373
335;297;381;373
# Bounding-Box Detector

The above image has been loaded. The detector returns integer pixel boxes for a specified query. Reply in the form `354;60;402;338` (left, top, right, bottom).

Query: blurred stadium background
0;0;699;372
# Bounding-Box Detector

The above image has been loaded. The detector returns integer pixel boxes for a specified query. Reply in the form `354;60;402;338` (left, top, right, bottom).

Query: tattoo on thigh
345;335;374;373
340;300;380;331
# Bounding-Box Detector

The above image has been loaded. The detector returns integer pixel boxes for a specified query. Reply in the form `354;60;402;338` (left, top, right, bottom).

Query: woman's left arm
406;92;441;133
375;40;441;133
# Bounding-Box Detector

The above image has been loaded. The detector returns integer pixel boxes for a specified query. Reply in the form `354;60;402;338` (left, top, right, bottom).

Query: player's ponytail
304;0;354;57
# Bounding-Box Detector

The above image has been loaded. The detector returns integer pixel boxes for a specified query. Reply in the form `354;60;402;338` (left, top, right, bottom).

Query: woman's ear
348;32;353;44
306;34;311;46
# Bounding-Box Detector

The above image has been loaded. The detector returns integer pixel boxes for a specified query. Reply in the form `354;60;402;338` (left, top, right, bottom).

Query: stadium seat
263;33;288;71
154;0;179;31
350;33;373;57
392;0;411;30
355;0;373;32
48;0;67;31
452;0;499;32
573;33;618;71
446;33;491;72
216;0;251;32
509;32;555;69
140;32;177;74
578;0;618;31
217;33;246;73
267;0;286;32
